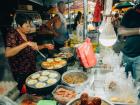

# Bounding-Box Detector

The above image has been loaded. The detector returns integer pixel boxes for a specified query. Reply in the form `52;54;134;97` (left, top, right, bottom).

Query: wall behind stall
0;30;14;81
0;0;17;81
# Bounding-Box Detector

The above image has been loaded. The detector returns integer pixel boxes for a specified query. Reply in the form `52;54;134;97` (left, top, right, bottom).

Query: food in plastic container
47;78;57;84
110;96;137;104
21;99;36;105
52;85;77;104
62;71;88;86
0;81;17;96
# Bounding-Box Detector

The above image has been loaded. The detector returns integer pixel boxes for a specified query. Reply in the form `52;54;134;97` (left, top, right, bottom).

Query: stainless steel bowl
25;70;61;95
41;59;67;74
61;70;88;87
67;97;113;105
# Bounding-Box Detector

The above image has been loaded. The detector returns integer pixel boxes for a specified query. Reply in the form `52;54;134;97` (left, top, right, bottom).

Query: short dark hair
57;1;65;8
15;14;32;26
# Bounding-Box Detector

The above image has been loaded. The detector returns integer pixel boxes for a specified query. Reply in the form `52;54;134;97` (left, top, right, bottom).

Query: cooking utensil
61;70;88;87
36;50;47;59
25;70;61;95
41;58;67;74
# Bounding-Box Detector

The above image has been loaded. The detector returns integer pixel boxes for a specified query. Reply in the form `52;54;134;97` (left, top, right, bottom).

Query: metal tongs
36;50;47;59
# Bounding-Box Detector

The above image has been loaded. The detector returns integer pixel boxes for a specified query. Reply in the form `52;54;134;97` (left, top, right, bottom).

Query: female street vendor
5;14;54;92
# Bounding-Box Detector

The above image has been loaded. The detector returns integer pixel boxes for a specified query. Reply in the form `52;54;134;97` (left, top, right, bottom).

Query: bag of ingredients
76;38;96;68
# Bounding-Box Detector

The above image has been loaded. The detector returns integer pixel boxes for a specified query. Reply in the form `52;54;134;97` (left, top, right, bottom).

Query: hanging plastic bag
76;38;97;68
99;17;117;47
104;0;113;15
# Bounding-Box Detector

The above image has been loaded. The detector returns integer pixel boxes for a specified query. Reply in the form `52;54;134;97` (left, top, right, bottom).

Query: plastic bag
99;17;117;47
99;17;107;33
76;38;96;68
104;0;113;15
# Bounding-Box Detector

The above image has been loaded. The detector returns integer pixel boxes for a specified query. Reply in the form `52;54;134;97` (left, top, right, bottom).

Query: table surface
17;50;140;105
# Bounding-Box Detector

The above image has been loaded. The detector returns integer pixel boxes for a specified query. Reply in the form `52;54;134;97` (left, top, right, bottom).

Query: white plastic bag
99;17;107;33
104;0;113;15
99;17;117;47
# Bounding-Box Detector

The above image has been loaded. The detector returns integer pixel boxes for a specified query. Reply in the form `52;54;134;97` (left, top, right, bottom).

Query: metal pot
41;59;68;75
25;70;61;95
41;63;67;75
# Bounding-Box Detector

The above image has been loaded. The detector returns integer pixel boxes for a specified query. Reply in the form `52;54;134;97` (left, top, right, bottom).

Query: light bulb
99;17;117;47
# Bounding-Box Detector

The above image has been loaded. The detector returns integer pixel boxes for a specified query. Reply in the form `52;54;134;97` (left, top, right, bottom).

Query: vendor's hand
43;44;54;50
27;41;38;50
30;27;36;33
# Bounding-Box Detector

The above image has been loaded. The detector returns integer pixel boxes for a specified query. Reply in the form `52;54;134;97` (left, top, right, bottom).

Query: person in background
87;12;93;24
46;1;68;50
73;11;82;30
5;14;54;92
111;12;121;35
71;12;75;21
76;15;84;41
118;4;140;98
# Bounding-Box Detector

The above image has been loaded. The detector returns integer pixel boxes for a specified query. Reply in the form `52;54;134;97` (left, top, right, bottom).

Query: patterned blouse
6;28;36;73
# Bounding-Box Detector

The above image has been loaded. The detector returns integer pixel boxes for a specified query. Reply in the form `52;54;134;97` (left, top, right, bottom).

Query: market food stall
0;0;140;105
2;45;138;105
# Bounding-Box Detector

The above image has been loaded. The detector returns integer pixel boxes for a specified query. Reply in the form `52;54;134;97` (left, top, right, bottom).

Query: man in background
47;1;68;50
118;3;140;98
